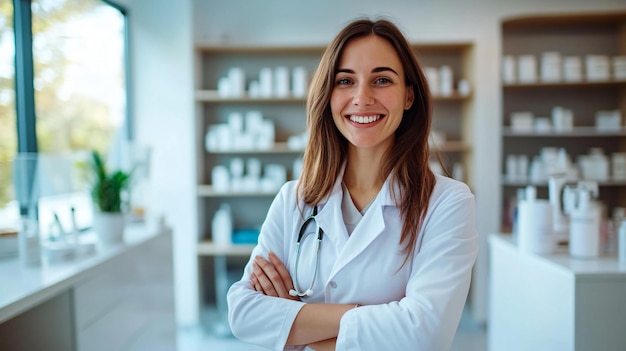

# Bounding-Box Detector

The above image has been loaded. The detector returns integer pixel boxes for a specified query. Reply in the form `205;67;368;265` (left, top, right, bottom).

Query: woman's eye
336;78;352;85
375;77;392;84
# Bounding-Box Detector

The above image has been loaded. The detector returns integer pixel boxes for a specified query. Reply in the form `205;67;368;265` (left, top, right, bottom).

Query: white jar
212;204;233;246
619;220;626;264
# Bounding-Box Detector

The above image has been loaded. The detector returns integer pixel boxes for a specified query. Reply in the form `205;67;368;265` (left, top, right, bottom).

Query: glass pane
0;0;19;232
32;0;126;155
31;0;127;234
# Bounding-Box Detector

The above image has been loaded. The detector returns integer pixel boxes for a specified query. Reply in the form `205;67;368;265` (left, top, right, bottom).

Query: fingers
250;253;299;300
268;252;294;292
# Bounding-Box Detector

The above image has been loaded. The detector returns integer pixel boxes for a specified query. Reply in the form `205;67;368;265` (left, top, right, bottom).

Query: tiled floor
177;309;487;351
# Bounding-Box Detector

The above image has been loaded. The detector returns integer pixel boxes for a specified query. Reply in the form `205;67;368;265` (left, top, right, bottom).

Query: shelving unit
193;42;475;328
500;12;626;231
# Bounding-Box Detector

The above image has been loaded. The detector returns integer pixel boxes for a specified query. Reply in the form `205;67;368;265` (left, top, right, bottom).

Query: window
2;0;129;237
32;0;127;154
0;0;18;231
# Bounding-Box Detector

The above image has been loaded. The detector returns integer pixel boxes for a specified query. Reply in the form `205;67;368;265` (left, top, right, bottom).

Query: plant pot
92;212;126;247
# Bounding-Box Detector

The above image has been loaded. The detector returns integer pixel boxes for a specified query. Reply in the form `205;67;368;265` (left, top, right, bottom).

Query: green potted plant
89;150;131;247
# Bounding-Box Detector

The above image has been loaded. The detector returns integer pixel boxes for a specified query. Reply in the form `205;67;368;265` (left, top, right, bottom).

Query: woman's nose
352;84;374;106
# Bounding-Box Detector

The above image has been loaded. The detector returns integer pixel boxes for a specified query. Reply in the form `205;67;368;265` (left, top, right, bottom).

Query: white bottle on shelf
569;184;601;259
619;220;626;264
212;204;233;246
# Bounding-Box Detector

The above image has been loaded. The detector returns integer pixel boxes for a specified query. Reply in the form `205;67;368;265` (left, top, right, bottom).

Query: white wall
118;0;197;326
120;0;626;326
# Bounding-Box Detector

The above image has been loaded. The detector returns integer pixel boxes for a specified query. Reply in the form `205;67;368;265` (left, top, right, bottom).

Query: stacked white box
540;52;561;82
585;55;610;81
563;56;583;82
613;56;626;80
518;55;537;83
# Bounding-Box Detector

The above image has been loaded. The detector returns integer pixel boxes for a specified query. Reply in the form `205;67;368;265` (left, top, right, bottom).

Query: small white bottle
619;220;626;264
569;189;601;258
18;217;41;266
212;204;233;246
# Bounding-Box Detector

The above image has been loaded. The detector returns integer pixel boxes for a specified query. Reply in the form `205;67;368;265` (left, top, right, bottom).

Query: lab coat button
329;281;337;288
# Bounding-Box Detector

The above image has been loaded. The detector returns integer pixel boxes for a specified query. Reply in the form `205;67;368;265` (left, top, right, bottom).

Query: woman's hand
308;338;337;351
251;251;300;300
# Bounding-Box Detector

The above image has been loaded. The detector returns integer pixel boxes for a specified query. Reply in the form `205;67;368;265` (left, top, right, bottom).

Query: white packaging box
540;52;561;82
563;56;583;82
517;55;537;83
585;55;610;81
424;67;439;95
502;56;516;83
511;111;534;132
439;65;454;96
613;56;626;80
612;153;626;180
595;110;622;131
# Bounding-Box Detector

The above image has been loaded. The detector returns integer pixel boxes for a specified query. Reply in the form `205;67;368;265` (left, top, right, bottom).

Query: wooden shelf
502;12;626;29
206;142;304;155
197;185;279;198
502;127;626;137
197;241;255;256
503;79;626;89
431;141;470;152
501;178;626;187
195;89;471;103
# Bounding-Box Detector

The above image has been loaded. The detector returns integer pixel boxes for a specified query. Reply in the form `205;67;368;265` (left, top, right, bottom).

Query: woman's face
330;34;414;152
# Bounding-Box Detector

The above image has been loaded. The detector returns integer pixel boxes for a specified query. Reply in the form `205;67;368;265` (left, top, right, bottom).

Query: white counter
488;233;626;351
0;221;175;351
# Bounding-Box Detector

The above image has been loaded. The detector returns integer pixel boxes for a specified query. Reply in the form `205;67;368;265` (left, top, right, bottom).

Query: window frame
11;0;132;216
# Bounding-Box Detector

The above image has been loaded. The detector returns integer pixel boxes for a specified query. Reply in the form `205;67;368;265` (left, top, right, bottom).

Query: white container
292;66;308;98
273;66;290;98
439;65;454;96
563;56;583;82
585;55;610;81
259;67;273;98
18;218;41;266
540;52;561;82
619;220;626;264
517;186;555;254
212;204;233;245
517;55;537;83
228;68;246;97
613;56;626;80
424;67;439;95
502;56;516;83
569;189;601;258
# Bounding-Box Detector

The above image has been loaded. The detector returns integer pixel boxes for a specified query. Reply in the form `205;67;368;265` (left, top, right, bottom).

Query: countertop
490;233;626;278
0;220;170;324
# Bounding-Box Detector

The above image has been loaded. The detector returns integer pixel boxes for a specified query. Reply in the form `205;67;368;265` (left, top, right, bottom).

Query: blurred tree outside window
31;0;127;235
1;0;128;235
0;0;17;230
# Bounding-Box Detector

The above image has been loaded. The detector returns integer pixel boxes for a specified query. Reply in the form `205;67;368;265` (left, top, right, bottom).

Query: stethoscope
289;205;324;298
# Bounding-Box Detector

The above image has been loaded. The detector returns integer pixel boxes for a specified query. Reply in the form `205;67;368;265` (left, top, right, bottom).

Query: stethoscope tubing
289;206;324;298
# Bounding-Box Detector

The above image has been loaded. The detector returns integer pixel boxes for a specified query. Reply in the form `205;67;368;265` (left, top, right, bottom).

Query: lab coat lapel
329;178;395;277
315;180;349;251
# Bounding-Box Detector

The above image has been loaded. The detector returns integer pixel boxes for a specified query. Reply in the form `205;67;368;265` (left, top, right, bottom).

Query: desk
0;221;175;351
488;233;626;351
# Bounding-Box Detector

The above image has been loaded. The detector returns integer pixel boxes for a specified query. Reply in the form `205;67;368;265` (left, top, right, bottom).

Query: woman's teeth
349;115;381;124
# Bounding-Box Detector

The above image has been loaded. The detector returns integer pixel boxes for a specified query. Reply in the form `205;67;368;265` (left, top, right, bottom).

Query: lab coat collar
315;166;399;278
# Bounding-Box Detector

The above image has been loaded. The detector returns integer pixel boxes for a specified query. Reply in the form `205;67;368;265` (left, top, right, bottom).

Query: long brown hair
297;18;436;261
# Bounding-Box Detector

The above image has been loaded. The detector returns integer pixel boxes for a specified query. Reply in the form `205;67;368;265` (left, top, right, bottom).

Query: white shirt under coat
227;172;478;351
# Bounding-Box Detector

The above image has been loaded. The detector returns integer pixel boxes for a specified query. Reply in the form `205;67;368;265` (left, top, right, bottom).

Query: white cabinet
488;233;626;351
0;224;175;351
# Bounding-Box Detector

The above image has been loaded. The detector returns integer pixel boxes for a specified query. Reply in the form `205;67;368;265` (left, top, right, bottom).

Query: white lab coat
227;172;478;351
